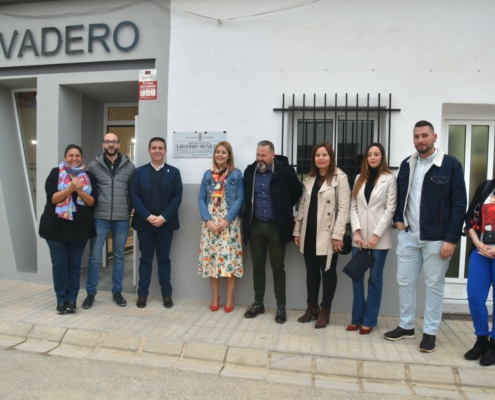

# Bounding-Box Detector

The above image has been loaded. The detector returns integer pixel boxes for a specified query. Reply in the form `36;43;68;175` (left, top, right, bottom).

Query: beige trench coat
293;168;351;270
349;173;397;249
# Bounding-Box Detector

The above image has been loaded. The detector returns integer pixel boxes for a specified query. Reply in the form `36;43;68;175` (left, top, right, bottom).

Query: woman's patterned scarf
55;161;92;220
211;166;229;205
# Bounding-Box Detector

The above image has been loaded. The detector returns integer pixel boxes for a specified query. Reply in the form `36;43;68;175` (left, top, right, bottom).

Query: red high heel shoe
224;299;234;313
210;296;220;312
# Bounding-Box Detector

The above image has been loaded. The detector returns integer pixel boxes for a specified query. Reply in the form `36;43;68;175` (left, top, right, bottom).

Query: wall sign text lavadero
0;21;139;59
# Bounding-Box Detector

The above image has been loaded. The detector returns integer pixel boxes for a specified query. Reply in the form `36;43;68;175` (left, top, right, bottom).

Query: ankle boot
297;302;320;323
314;306;330;329
464;335;488;360
480;337;495;367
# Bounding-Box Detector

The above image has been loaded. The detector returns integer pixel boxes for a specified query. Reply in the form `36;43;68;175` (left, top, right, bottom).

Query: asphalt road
0;349;431;400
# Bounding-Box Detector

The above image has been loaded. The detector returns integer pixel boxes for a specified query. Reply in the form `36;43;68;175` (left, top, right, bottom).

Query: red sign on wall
139;69;157;100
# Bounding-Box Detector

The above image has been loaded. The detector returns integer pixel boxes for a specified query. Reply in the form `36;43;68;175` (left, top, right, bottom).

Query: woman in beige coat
293;142;350;328
347;143;396;334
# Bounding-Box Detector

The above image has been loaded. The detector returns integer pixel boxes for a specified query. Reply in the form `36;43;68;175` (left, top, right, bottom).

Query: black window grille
274;94;400;186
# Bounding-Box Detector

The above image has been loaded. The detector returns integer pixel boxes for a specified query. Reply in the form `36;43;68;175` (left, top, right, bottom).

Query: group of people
38;120;495;367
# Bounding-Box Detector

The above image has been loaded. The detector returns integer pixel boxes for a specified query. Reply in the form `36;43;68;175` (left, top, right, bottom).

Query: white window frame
443;119;495;302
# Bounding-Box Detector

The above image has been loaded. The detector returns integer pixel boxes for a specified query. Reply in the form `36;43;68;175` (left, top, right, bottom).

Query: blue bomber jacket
393;149;467;244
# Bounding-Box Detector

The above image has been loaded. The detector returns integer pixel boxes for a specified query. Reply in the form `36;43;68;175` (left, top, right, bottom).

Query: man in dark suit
130;137;183;309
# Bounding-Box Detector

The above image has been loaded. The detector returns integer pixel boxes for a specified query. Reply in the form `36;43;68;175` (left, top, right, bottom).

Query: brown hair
213;141;235;171
352;142;392;198
309;142;336;186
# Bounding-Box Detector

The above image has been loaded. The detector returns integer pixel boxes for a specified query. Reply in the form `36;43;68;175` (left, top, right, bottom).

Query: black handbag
342;249;375;282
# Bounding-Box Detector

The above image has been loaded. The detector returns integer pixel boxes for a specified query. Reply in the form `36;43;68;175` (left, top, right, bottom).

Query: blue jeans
137;223;173;297
351;247;389;327
86;218;130;295
46;239;88;303
467;250;495;339
396;231;450;335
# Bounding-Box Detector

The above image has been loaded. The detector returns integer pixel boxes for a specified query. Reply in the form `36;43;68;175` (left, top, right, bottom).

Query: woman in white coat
293;142;351;329
347;143;397;334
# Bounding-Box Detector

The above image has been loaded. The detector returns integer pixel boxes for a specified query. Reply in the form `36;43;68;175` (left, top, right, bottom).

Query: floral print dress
198;196;243;278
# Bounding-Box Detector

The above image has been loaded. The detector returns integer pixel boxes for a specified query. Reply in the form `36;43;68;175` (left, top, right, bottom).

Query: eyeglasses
103;140;119;145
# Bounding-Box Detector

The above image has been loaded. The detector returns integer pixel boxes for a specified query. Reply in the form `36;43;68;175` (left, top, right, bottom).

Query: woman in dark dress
39;144;97;314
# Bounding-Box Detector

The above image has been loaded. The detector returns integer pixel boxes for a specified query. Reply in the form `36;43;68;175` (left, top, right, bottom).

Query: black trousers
303;233;338;308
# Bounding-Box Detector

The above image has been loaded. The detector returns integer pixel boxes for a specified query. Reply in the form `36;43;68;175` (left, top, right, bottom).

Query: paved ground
1;279;494;399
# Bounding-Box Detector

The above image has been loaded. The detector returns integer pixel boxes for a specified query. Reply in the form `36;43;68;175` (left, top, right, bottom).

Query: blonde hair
353;143;392;198
213;141;235;170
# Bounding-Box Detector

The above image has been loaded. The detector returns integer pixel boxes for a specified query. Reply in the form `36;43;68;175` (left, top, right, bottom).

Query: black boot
480;337;495;367
464;335;488;360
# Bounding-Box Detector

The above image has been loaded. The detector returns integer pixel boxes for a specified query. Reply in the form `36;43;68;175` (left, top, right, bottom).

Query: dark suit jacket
130;163;183;232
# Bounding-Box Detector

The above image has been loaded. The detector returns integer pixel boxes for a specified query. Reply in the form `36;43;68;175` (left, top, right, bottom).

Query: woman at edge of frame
347;142;397;334
293;142;351;329
198;141;245;313
464;178;495;367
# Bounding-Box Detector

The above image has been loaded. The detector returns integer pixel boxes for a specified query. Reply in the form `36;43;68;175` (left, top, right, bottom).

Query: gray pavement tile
315;378;360;392
87;350;135;363
15;324;66;353
362;381;411;395
269;352;313;373
464;389;495;399
141;337;183;357
60;328;102;348
176;360;223;375
101;332;141;352
0;320;32;338
226;347;268;368
315;357;358;378
409;364;456;386
458;366;495;389
361;360;406;382
130;354;178;369
0;278;489;393
183;341;227;362
266;371;312;387
221;365;266;380
412;385;464;399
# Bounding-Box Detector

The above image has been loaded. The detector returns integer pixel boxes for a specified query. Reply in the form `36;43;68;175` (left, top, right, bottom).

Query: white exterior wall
1;0;494;314
166;0;495;313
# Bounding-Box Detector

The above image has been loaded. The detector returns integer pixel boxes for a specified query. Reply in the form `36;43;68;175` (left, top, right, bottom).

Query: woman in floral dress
198;142;244;312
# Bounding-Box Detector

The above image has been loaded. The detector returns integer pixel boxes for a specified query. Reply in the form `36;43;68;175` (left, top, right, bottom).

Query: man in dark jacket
130;137;182;309
83;132;135;309
384;120;467;352
243;140;302;323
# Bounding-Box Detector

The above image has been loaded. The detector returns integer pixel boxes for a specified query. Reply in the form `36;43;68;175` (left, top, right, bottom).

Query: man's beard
257;162;268;171
104;147;118;156
415;145;433;155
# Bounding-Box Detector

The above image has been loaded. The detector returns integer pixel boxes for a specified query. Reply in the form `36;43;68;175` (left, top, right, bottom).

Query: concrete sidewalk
0;280;494;399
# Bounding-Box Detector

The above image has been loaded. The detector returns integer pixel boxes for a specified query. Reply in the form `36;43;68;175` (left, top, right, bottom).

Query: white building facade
1;0;494;314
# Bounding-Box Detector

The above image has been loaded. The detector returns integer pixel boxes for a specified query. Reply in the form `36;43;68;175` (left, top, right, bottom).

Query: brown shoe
314;306;330;329
359;326;372;335
163;296;173;308
297;302;320;323
136;296;147;308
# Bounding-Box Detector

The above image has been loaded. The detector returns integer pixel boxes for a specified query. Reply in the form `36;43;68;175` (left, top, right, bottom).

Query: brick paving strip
1;280;494;398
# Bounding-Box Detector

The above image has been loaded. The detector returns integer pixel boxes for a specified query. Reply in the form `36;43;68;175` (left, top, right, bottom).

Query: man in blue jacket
384;120;467;352
130;137;182;309
243;140;302;323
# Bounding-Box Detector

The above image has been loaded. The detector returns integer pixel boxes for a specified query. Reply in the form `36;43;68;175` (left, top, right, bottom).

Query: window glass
297;120;333;176
470;125;489;201
15;91;37;208
108;107;138;121
446;125;466;278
